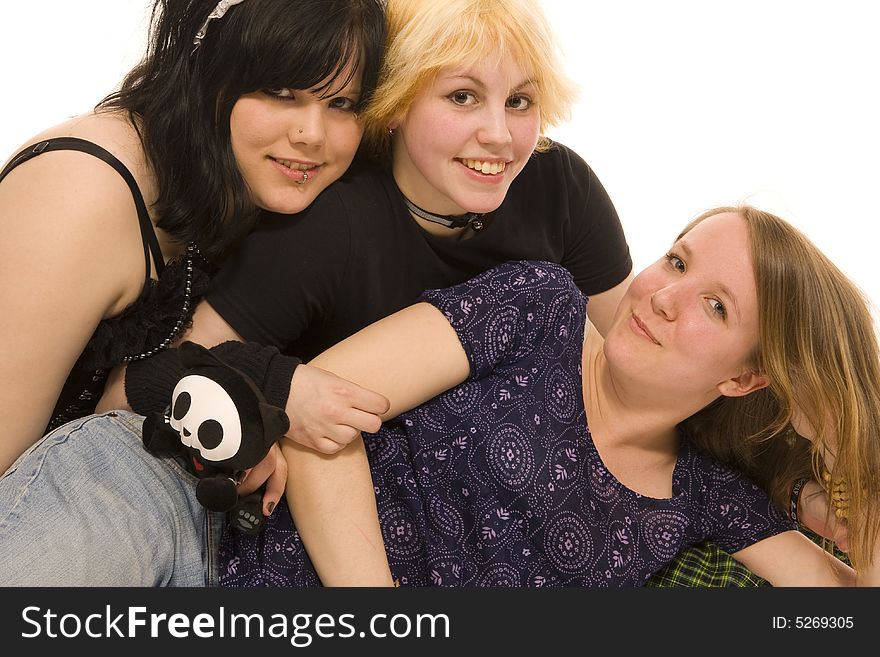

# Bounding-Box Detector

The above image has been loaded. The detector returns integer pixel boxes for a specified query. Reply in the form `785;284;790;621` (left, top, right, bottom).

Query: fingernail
267;502;276;514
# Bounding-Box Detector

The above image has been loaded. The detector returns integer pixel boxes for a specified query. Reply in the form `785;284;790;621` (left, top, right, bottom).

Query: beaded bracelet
789;477;809;524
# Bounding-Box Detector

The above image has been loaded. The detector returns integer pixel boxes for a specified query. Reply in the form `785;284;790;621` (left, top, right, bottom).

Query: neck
402;194;483;230
391;140;486;234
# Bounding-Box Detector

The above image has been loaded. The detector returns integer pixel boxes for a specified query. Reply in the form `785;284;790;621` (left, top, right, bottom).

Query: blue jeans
0;411;224;586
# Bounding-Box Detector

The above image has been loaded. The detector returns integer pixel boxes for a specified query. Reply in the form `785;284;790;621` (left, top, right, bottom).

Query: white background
2;1;878;321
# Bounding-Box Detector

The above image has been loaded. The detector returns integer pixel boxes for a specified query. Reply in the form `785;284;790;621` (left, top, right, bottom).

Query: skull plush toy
141;341;289;534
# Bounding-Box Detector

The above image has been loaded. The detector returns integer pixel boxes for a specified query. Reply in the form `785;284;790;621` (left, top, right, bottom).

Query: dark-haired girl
0;0;385;585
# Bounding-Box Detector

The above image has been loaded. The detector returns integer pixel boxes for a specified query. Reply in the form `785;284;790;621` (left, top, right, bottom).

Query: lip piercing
296;172;309;185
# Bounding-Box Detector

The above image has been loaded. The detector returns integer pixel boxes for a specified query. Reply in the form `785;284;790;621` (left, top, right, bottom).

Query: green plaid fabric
645;541;768;587
645;530;850;587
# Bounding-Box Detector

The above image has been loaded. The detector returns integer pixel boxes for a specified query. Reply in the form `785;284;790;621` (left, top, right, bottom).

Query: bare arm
101;298;390;451
1;151;147;472
732;531;856;586
102;296;391;517
305;303;469;419
855;533;880;586
284;301;470;586
170;301;392;446
794;479;850;552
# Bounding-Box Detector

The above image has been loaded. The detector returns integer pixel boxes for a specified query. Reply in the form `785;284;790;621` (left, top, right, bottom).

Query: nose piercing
298;128;303;134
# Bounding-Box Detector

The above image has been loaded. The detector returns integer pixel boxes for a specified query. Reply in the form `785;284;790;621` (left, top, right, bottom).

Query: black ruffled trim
80;255;213;370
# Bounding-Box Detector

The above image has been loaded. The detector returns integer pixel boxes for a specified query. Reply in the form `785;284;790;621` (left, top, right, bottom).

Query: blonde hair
362;0;578;157
681;206;880;570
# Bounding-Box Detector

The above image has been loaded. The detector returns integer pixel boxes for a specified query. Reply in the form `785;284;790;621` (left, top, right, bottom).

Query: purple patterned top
220;260;794;587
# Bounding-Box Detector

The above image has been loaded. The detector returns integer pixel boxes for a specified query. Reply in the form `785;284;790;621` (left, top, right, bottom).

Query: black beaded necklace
403;195;485;231
122;242;201;362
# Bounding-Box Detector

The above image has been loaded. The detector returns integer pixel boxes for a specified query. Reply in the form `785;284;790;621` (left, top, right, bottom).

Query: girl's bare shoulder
3;110;156;203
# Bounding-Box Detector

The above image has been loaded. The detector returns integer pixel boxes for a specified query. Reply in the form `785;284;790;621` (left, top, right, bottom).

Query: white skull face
169;374;242;463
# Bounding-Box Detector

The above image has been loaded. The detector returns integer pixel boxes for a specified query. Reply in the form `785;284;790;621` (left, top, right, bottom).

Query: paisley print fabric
220;261;794;587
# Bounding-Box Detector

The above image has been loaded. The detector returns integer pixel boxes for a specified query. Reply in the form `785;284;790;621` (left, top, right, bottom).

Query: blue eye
666;253;686;273
709;298;727;319
328;96;357;112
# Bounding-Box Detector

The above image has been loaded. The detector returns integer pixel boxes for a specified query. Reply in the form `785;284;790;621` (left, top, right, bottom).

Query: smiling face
390;54;541;217
603;211;766;404
229;65;364;214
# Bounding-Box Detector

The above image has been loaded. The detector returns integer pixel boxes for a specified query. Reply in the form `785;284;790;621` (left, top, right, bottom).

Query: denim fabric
0;411;222;586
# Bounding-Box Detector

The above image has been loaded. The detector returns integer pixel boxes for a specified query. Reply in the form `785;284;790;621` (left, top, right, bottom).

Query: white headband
193;0;247;51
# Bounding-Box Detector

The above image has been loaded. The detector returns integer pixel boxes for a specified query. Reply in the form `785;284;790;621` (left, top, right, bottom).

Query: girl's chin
258;192;319;216
447;187;511;215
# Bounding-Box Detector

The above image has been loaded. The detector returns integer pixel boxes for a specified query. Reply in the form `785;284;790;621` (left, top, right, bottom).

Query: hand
95;363;131;413
286;363;390;454
237;443;288;516
798;479;850;552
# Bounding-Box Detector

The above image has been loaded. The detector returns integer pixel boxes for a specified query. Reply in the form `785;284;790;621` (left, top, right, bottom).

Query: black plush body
141;341;289;534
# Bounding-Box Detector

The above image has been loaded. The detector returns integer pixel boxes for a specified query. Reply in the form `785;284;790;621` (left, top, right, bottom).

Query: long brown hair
680;206;880;569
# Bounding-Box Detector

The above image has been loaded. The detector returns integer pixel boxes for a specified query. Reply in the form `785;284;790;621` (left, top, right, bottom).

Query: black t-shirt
208;142;631;361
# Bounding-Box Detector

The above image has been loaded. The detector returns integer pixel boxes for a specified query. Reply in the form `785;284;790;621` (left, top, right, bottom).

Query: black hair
99;0;386;260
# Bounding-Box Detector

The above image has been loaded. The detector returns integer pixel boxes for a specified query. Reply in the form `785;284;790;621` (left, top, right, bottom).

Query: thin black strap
0;136;164;279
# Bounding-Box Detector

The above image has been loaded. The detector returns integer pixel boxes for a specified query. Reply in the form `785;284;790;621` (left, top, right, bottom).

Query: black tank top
0;137;211;432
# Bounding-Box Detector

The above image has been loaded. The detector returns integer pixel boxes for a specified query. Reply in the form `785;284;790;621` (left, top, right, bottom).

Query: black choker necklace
403;195;485;231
